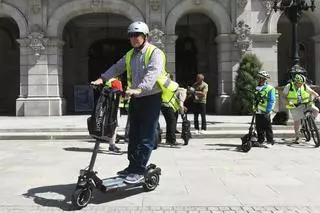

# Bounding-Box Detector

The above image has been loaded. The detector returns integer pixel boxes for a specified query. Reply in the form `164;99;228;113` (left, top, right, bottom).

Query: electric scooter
240;93;263;152
72;85;161;210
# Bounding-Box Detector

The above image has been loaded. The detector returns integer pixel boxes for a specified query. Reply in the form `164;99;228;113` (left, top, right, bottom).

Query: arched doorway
0;18;19;116
62;13;131;114
175;13;218;113
277;13;315;85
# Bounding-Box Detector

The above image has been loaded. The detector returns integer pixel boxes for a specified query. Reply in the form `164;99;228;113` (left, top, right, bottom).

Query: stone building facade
0;0;320;116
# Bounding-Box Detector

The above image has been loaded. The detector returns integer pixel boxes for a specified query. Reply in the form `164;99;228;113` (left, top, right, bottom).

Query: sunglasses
128;32;143;38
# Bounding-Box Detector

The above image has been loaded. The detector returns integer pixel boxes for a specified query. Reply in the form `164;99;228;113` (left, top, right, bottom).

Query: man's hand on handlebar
91;78;103;85
125;88;142;98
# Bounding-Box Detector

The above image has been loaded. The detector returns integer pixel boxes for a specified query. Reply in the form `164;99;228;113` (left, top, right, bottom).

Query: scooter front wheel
143;173;160;191
241;135;252;152
71;187;92;210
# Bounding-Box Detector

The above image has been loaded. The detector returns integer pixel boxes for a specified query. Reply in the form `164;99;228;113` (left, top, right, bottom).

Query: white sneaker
199;130;206;134
193;130;200;135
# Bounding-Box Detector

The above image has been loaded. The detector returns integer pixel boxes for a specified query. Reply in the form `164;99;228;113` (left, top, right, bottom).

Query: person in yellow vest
282;73;320;143
254;71;276;148
161;86;187;145
91;21;175;184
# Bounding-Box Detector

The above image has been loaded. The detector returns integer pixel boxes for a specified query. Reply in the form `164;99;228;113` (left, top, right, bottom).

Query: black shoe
267;140;275;145
117;168;130;177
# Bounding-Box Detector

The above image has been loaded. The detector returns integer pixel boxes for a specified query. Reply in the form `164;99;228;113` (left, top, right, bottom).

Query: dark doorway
175;13;217;113
88;38;131;82
175;36;197;88
62;13;131;114
0;18;20;116
277;13;315;85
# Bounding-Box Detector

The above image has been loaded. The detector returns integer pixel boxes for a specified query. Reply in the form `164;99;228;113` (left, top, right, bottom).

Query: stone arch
269;11;320;34
0;3;28;37
47;0;144;38
166;0;231;35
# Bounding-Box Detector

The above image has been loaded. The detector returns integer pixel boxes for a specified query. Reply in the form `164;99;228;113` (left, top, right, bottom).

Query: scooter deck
102;176;144;191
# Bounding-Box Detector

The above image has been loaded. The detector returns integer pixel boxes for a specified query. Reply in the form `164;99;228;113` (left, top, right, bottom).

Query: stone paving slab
0;205;320;212
1;138;320;212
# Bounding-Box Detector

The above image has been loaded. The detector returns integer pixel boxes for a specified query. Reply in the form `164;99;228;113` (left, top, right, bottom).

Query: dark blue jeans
193;102;207;130
127;93;161;174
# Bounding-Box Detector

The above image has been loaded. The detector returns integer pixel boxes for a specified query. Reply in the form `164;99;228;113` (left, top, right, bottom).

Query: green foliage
231;53;263;115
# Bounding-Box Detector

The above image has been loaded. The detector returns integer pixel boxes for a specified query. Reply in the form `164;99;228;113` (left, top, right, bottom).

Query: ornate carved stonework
27;31;48;58
31;0;41;14
149;28;165;50
149;0;161;11
91;0;102;7
262;0;273;15
234;20;252;54
237;0;248;8
193;0;202;5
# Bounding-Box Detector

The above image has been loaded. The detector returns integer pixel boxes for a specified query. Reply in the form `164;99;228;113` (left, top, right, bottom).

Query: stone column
164;34;178;79
313;34;320;85
215;34;240;114
251;34;280;87
250;33;281;111
16;33;65;116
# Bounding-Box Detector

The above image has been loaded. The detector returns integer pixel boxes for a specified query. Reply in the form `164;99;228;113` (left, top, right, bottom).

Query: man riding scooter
91;21;174;184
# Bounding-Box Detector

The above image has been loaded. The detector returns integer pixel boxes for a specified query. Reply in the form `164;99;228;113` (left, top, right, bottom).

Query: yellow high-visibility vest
125;44;179;103
286;82;310;109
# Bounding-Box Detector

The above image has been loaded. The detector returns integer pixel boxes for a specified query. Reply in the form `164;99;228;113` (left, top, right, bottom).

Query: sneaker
260;142;272;148
199;130;206;134
193;130;200;135
117;168;130;177
267;140;275;145
108;145;121;153
293;137;300;144
124;173;144;184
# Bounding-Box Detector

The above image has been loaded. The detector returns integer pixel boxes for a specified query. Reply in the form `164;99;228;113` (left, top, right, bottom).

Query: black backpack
87;87;120;140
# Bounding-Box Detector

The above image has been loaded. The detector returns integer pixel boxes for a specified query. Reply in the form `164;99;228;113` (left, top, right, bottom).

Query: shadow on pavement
204;143;244;153
280;138;317;149
63;147;127;155
23;183;144;211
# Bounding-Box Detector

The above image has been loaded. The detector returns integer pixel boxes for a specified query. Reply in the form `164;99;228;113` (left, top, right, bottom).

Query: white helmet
127;21;149;36
257;70;270;79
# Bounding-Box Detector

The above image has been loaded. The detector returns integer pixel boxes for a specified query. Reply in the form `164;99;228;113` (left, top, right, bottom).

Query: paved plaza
1;137;320;212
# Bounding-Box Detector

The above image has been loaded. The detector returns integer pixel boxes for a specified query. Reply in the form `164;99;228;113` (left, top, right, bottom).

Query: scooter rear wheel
143;173;160;191
71;188;92;210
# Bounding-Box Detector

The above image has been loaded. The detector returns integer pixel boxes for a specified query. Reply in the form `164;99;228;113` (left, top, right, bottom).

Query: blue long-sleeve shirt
100;42;164;97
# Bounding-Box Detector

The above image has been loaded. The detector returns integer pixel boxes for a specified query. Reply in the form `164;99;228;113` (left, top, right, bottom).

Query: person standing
91;21;171;184
255;71;276;147
281;73;320;143
190;74;208;134
161;87;187;145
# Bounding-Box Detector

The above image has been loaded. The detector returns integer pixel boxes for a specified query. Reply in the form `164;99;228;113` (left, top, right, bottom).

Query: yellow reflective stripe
125;49;134;89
